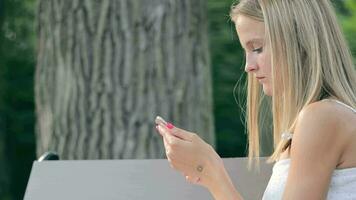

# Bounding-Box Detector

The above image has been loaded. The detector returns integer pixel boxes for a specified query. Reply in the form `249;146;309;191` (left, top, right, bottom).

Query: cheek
257;54;267;71
259;54;273;95
265;60;272;75
261;53;272;74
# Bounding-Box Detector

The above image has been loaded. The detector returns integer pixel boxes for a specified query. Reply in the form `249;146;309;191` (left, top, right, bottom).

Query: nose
245;53;258;73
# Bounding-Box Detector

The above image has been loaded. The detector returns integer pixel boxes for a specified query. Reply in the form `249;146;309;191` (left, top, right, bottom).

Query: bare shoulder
290;100;356;168
282;100;355;198
297;100;356;136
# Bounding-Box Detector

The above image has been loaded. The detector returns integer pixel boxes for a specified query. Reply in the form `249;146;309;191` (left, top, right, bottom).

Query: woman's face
234;15;272;96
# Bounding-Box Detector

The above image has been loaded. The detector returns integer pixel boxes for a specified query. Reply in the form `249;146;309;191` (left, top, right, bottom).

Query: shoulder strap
323;99;356;114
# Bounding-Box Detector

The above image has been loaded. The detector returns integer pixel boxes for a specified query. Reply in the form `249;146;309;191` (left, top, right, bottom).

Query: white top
263;99;356;200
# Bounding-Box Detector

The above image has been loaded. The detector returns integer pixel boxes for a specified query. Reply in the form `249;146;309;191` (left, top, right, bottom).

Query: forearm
207;163;244;200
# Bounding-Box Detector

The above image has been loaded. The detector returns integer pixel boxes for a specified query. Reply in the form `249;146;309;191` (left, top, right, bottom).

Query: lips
256;77;265;80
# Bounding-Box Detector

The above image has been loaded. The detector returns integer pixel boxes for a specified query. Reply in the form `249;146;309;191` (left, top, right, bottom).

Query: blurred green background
0;0;355;199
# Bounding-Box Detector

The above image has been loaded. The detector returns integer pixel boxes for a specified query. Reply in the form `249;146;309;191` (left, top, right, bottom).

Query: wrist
205;159;243;200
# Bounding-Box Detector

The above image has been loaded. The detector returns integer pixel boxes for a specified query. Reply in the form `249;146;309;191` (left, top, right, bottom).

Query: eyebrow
240;38;264;50
246;38;263;46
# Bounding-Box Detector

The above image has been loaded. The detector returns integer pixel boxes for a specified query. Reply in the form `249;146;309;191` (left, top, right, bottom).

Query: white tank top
263;99;356;200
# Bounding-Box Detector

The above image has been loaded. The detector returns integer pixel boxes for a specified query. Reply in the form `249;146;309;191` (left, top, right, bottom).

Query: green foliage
207;0;247;157
0;0;36;199
340;0;356;61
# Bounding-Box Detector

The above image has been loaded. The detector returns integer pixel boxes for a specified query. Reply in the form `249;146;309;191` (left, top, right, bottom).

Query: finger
162;137;168;150
158;125;180;145
185;175;192;183
195;177;201;184
185;175;201;185
162;137;174;160
155;116;191;141
155;125;163;137
158;123;193;142
168;125;194;142
155;116;167;125
155;116;168;127
156;124;171;140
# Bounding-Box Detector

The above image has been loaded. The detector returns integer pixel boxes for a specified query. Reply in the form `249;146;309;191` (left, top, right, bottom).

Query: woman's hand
154;117;244;200
155;118;224;189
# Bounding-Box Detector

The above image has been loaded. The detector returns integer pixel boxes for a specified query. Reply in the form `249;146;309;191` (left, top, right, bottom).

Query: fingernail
166;122;174;129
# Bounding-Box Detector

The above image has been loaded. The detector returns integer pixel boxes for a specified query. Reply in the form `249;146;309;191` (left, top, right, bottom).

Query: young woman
155;0;356;199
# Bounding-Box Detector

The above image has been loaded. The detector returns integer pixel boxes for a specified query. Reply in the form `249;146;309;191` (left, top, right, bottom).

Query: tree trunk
35;0;215;160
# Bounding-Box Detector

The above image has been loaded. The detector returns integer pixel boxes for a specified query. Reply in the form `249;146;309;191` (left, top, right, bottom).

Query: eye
252;47;263;54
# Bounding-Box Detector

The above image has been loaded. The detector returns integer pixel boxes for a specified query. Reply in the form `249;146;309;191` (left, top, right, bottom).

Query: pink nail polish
166;123;174;129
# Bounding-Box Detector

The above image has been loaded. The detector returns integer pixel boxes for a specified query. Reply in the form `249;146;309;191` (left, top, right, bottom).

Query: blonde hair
230;0;356;164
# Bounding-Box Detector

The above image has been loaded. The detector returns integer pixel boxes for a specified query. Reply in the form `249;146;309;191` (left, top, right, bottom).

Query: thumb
166;122;194;142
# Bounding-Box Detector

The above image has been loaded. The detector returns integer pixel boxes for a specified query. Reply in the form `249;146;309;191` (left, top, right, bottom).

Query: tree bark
35;0;215;160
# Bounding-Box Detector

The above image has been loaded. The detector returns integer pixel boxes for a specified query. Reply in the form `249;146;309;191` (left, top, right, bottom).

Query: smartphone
155;116;168;126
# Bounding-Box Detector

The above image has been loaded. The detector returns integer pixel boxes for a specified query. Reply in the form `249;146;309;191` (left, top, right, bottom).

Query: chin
263;86;272;96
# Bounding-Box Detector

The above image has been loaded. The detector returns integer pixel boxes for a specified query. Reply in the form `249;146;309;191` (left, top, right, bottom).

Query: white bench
24;157;272;200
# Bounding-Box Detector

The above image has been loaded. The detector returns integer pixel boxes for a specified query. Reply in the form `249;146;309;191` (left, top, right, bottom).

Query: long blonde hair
230;0;356;164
